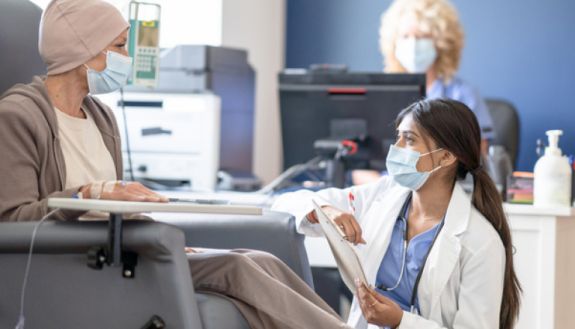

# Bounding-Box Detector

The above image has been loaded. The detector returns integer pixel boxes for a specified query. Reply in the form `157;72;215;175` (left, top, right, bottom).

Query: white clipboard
312;200;367;293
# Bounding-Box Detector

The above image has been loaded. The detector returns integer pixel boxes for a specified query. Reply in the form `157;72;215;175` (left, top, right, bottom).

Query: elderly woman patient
0;1;351;328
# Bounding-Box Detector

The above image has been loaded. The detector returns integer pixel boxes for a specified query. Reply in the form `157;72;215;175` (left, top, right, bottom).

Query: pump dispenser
534;130;572;207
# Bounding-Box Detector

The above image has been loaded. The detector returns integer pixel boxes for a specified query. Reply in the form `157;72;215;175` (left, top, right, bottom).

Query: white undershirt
55;107;116;190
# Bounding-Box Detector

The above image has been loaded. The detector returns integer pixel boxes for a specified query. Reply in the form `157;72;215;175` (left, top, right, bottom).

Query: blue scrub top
375;198;443;313
427;76;495;140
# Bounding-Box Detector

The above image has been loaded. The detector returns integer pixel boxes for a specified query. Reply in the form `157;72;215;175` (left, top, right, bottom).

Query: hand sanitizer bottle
534;130;572;207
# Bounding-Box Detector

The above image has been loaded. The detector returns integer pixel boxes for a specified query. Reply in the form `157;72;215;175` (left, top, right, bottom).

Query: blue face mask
385;145;444;191
85;51;133;94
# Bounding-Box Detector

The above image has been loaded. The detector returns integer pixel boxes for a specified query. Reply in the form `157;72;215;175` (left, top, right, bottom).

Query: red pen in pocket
348;191;356;213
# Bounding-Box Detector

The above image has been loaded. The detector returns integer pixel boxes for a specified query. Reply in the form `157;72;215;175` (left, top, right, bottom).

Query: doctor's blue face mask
385;144;444;191
84;51;133;95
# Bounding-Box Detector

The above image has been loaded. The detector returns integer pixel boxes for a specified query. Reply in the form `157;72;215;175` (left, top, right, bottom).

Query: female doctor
272;99;521;329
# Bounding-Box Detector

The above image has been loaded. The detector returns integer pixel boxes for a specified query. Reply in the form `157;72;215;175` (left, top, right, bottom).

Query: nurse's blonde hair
379;0;464;81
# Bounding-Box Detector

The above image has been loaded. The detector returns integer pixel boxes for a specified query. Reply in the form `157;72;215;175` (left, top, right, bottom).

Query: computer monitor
279;72;426;171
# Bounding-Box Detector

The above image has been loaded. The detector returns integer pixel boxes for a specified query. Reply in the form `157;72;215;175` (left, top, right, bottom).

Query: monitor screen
279;72;426;171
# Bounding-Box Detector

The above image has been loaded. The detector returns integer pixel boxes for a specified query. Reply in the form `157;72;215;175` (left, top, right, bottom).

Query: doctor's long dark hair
396;99;521;329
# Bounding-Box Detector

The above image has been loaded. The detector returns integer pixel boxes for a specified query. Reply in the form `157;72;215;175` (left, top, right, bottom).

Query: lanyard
377;193;445;314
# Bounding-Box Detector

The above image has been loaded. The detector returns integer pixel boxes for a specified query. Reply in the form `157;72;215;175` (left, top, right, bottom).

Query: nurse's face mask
386;144;444;191
394;37;437;74
84;51;133;95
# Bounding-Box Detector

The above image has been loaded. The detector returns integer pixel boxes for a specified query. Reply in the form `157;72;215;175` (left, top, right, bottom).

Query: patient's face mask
394;37;437;73
386;144;443;191
85;51;133;95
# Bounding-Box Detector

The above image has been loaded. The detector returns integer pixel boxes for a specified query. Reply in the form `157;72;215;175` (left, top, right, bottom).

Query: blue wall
286;0;575;171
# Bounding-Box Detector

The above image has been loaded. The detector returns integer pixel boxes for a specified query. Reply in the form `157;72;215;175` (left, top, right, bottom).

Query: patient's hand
80;181;168;202
104;181;168;202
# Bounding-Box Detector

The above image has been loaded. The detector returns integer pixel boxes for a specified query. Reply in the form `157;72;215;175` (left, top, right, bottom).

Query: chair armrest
153;210;314;288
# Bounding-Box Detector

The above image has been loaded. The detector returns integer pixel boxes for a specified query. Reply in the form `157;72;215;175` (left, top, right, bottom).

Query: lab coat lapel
362;186;410;284
420;182;470;315
348;184;411;329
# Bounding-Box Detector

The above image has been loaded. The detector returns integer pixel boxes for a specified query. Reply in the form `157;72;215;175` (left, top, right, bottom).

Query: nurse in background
379;0;494;142
355;0;495;185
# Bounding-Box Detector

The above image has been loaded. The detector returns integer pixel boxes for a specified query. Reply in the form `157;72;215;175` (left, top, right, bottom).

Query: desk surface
503;203;574;217
47;198;263;216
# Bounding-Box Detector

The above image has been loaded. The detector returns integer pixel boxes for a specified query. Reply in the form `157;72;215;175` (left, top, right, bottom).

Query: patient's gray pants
188;249;351;329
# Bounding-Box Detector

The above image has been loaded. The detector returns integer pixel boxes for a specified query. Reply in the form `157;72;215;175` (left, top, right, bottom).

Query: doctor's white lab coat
272;177;505;329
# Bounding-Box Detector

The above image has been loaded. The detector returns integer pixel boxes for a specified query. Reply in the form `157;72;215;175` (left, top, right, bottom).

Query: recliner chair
155;210;313;286
0;0;45;96
0;220;205;329
0;211;312;329
157;210;315;329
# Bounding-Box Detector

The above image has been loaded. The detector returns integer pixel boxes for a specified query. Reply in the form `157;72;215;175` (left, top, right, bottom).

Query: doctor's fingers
337;219;358;244
356;281;375;304
367;292;403;327
335;214;365;245
348;216;366;244
356;284;400;327
370;289;394;304
356;282;380;313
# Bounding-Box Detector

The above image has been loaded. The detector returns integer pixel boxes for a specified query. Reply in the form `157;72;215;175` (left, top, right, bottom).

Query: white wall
221;0;285;184
116;0;223;48
31;1;223;48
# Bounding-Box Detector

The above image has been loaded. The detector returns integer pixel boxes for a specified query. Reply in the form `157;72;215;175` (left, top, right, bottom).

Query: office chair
485;98;520;169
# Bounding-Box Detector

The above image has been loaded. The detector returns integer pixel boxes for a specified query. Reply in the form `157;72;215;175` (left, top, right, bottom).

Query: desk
304;204;575;329
506;204;575;329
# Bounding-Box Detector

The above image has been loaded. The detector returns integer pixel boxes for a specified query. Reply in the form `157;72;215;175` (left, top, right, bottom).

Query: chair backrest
0;220;204;329
485;98;520;168
156;210;314;288
0;0;46;96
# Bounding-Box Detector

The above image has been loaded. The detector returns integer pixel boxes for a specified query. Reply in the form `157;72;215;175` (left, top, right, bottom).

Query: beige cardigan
0;76;123;221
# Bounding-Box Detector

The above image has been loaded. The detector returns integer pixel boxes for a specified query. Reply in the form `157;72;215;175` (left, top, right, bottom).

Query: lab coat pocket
425;236;461;316
441;269;461;323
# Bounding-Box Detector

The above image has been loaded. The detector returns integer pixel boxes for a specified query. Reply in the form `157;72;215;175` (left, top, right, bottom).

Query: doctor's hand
80;181;168;202
355;279;403;328
307;206;366;245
